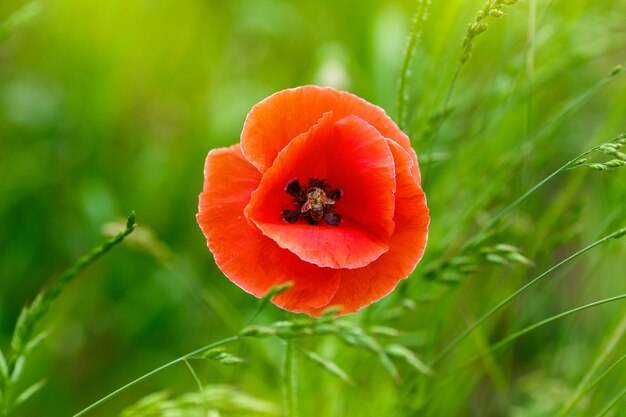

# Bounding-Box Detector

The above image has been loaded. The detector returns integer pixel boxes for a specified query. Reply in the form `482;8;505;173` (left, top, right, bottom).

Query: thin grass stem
525;65;623;147
470;294;626;367
1;212;137;416
485;148;592;230
434;295;626;389
72;282;292;416
183;359;204;393
396;0;431;132
43;212;137;311
594;385;626;417
431;228;626;365
557;313;626;417
71;335;239;417
428;133;625;279
564;353;626;415
283;339;298;417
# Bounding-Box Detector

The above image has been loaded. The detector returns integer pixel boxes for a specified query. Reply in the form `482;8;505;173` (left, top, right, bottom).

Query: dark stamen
281;178;343;226
324;212;342;226
285;179;302;197
328;188;343;200
282;210;300;223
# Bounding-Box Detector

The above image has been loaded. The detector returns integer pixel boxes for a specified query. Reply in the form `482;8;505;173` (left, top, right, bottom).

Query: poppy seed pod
197;86;429;316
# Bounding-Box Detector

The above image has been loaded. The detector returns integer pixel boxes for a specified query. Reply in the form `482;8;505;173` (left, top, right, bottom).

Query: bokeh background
1;0;625;416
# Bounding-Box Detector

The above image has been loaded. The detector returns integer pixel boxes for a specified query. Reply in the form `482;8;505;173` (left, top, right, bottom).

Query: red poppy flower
197;86;429;316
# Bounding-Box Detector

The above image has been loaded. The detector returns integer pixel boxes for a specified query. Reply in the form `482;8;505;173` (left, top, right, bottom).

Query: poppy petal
310;140;430;315
245;113;396;269
196;144;340;312
241;85;421;183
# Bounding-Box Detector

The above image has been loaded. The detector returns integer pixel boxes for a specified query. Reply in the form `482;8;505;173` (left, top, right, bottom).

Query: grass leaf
0;347;8;379
302;350;352;384
386;344;433;376
203;348;244;366
13;379;46;408
24;331;49;355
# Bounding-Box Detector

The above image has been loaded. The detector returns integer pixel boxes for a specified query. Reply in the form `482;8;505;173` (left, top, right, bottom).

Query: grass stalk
183;359;204;393
594;385;626;417
72;281;292;416
1;212;136;417
396;0;431;132
282;339;298;417
422;0;521;183
557;312;626;417
524;65;624;147
466;294;626;368
431;227;626;365
72;336;240;417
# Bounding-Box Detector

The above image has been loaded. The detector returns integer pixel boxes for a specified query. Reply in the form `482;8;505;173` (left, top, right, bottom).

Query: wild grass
0;0;625;416
0;213;136;416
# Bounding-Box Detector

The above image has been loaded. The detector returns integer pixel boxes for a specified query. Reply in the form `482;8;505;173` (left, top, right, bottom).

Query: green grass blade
71;335;239;417
432;228;626;365
461;294;626;371
302;349;352;384
557;313;626;416
282;339;298;417
593;384;626;417
396;0;431;131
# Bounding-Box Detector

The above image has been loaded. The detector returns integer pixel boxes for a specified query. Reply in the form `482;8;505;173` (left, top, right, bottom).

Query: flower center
282;178;343;226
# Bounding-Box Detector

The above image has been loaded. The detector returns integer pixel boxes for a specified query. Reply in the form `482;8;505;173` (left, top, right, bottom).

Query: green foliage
0;213;135;416
0;1;41;42
460;0;519;64
1;0;626;416
202;348;244;366
119;386;280;417
301;349;352;384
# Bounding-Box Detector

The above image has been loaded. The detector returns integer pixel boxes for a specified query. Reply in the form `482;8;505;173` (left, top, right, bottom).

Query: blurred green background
1;0;626;416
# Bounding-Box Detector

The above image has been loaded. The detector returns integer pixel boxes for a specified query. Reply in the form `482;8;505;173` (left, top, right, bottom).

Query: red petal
196;144;340;312
241;85;421;182
310;140;430;316
245;113;396;269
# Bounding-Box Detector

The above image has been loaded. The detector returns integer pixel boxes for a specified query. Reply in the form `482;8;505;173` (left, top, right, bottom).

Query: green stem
0;2;42;43
422;62;461;185
183;359;204;393
428;133;624;281
71;282;291;416
485;147;595;230
44;212;137;309
72;335;239;417
557;312;626;417
431;295;626;386
282;339;298;417
564;353;626;416
2;212;136;417
470;294;626;366
9;213;136;370
396;0;430;132
594;384;626;417
431;228;626;365
525;65;623;147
